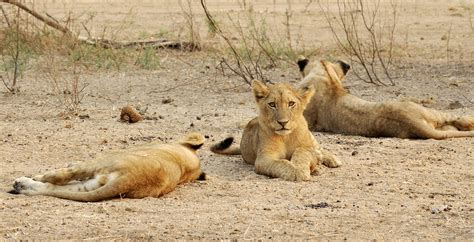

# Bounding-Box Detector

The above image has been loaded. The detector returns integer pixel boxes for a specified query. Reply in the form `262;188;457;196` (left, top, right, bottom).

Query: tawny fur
297;57;474;139
10;133;206;202
211;80;341;182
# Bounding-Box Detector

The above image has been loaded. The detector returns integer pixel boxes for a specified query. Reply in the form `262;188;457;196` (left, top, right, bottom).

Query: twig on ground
1;0;197;50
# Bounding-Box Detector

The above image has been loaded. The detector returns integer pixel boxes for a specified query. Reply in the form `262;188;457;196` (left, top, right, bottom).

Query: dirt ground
1;0;473;240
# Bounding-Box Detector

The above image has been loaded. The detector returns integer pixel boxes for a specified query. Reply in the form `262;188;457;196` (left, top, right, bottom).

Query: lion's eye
268;102;276;108
288;101;295;107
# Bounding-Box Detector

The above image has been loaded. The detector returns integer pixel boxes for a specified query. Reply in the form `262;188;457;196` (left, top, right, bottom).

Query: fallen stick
0;0;199;50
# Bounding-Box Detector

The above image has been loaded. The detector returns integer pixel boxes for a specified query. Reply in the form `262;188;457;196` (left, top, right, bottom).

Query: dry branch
319;0;398;86
200;0;272;84
0;0;198;50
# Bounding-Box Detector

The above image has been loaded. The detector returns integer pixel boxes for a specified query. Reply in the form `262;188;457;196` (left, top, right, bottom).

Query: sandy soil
1;0;473;240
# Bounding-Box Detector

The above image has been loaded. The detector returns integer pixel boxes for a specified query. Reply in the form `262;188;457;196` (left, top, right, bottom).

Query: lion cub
9;133;207;202
211;80;341;182
297;57;474;139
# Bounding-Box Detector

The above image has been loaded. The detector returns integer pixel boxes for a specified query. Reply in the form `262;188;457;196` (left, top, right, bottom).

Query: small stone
161;98;173;104
431;205;450;214
351;150;358;156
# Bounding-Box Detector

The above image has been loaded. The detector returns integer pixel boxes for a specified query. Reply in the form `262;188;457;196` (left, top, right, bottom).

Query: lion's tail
210;137;241;155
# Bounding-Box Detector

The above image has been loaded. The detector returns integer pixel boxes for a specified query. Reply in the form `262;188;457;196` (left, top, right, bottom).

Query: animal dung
120;105;143;123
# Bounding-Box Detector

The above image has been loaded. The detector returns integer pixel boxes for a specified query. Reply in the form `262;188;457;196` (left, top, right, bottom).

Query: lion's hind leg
412;119;474;139
450;116;474;131
33;164;98;185
11;173;122;202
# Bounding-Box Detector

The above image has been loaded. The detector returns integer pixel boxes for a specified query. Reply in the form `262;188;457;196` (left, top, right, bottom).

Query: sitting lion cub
297;57;474;139
9;133;207;201
211;80;341;182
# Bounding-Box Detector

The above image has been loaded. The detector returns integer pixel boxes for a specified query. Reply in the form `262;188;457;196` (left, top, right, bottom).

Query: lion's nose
277;120;289;127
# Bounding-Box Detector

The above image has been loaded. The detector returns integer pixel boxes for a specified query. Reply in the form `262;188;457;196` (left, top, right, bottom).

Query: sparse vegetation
135;47;160;70
0;5;35;93
179;0;202;51
0;0;175;112
320;0;400;86
201;0;313;85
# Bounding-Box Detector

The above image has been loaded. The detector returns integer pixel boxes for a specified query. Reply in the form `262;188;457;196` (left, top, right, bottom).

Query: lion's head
296;57;351;107
297;57;350;92
252;80;314;135
296;57;351;130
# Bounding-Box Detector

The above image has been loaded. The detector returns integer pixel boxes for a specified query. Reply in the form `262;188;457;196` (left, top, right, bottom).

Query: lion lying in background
9;133;207;202
211;80;341;182
297;57;474;139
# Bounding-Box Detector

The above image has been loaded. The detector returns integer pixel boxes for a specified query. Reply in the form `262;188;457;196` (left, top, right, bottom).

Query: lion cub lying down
212;80;341;182
297;57;474;139
9;133;207;202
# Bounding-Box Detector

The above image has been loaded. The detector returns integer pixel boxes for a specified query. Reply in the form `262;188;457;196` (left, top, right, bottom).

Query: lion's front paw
281;169;311;182
310;158;323;175
322;154;342;168
11;177;47;195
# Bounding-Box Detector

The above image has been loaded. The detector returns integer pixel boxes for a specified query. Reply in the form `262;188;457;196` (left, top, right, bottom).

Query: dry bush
1;1;164;113
179;0;202;51
201;0;314;85
320;0;399;86
40;32;89;113
0;4;36;93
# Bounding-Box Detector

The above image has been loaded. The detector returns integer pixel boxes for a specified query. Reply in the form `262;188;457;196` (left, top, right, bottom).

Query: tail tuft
197;172;207;181
211;137;234;152
210;137;241;155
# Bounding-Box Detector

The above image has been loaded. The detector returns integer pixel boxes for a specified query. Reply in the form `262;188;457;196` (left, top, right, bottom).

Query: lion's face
252;80;314;135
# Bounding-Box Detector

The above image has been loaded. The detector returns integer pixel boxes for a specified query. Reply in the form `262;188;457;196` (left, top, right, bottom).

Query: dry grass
0;1;164;113
320;0;400;86
0;4;36;93
201;0;316;85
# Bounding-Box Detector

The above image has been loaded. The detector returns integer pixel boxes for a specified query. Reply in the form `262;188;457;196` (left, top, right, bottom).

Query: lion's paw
323;155;342;168
282;169;311;182
12;177;47;195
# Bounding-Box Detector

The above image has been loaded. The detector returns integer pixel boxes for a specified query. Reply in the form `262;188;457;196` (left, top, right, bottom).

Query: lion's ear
179;132;205;150
297;83;315;107
297;56;309;73
252;79;269;101
336;60;350;80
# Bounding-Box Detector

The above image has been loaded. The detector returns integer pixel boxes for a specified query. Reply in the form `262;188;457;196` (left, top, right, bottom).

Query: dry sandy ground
1;0;473;240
